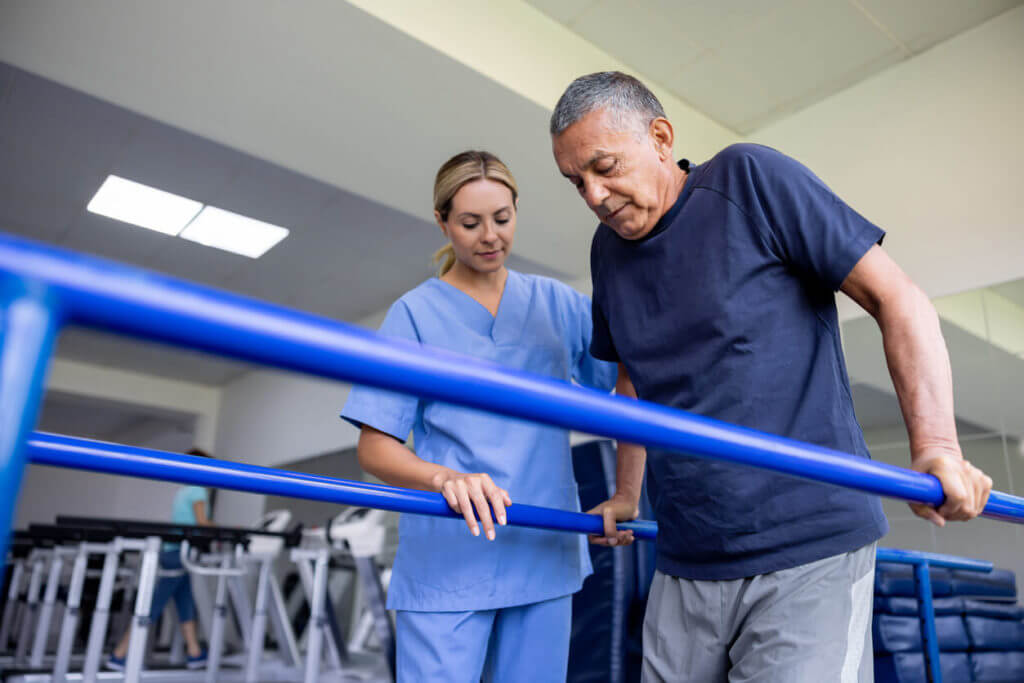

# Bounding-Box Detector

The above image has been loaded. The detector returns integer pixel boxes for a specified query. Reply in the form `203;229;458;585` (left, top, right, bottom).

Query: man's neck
658;161;689;222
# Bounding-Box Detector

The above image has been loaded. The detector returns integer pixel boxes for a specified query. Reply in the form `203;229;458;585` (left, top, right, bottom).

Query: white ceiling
525;0;1023;133
0;0;1020;394
0;62;565;384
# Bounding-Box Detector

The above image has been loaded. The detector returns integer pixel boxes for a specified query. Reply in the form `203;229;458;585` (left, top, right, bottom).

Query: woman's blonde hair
432;150;519;276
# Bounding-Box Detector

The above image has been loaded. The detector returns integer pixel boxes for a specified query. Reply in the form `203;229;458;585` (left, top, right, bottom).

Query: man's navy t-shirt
590;143;889;580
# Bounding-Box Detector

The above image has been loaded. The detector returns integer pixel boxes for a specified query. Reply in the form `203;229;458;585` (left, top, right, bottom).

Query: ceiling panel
144;236;250;289
210;161;338;231
0;63;137;240
526;0;1024;134
569;2;706;90
111;121;242;208
674;0;899;132
59;210;171;264
656;1;782;50
523;0;598;27
856;0;1022;53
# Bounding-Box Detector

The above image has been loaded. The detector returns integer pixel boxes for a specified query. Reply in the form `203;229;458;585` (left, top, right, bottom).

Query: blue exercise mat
874;596;963;616
970;651;1024;682
875;563;953;597
874;652;970;683
950;569;1017;601
872;614;969;653
962;599;1024;621
964;616;1024;651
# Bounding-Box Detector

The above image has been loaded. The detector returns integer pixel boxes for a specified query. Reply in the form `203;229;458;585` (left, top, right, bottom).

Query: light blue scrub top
341;271;617;612
171;486;208;525
165;485;208;550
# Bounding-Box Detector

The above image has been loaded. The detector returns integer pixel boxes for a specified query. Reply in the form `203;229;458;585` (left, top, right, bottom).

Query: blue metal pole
24;431;659;540
1;234;1023;523
0;283;59;571
913;562;942;683
875;547;992;573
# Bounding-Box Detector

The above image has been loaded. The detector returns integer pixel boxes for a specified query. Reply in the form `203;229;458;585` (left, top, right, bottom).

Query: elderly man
551;71;992;682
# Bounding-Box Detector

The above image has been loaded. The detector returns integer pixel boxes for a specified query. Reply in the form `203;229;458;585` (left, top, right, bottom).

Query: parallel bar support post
0;287;60;570
914;561;942;683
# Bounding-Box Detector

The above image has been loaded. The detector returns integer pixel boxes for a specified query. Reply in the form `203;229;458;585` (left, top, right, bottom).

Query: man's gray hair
550;71;666;136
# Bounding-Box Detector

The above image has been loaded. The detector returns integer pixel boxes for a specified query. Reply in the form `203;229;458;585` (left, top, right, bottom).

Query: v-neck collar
434;270;508;319
431;270;526;344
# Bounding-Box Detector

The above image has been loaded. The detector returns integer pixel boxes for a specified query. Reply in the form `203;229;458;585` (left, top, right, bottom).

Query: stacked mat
874;562;1024;682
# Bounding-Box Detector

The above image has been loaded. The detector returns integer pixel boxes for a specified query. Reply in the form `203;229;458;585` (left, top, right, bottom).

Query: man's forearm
613;362;647;503
876;286;960;461
614;441;647;504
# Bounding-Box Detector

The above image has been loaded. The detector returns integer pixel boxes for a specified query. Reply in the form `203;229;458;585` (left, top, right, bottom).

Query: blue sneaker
104;654;126;671
186;650;208;669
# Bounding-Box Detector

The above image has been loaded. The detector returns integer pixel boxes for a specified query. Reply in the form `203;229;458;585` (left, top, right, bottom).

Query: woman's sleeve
339;300;422;441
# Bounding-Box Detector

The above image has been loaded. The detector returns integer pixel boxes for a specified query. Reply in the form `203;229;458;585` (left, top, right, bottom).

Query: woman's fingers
440;480;460;512
468;479;496;540
439;473;510;540
453;479;479;536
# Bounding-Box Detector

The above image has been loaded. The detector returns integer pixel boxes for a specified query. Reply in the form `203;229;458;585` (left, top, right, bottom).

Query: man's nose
583;181;610;211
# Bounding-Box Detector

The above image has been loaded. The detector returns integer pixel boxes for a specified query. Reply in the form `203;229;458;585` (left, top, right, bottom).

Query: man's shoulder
703;143;788;177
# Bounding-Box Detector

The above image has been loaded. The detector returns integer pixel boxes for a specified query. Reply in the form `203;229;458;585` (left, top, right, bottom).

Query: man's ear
649;117;675;161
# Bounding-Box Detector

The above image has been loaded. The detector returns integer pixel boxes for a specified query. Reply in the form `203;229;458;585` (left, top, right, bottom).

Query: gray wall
261;447;368;528
15;392;199;527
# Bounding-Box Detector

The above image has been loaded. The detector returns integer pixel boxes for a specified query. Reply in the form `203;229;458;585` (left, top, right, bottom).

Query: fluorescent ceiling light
87;175;202;235
179;206;289;258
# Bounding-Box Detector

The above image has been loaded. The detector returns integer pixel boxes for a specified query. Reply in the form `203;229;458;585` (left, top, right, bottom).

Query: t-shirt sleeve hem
828;224;885;292
589;340;620;363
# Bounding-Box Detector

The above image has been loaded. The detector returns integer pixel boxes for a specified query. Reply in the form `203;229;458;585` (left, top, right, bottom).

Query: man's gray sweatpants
642;543;876;683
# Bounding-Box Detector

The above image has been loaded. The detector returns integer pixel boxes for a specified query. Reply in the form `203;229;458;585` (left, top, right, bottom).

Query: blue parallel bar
0;284;60;565
0;235;1022;525
914;563;942;683
875;547;992;573
23;432;659;541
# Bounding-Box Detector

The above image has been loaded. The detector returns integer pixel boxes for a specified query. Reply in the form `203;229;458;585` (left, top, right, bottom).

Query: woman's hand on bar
432;470;511;541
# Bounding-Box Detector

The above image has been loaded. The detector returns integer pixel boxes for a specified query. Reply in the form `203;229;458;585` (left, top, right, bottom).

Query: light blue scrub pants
395;594;572;682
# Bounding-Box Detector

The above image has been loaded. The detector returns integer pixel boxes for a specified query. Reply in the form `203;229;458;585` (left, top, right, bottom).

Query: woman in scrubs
341;150;621;682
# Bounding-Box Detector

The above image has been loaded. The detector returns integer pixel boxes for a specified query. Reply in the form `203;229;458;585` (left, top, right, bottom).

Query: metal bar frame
0;231;1020;559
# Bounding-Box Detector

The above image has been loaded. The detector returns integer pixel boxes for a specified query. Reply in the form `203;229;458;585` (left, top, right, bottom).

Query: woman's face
437;178;516;275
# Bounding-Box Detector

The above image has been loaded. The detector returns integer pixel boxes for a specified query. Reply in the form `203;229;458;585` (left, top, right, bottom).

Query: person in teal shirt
341;151;637;682
107;449;213;671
